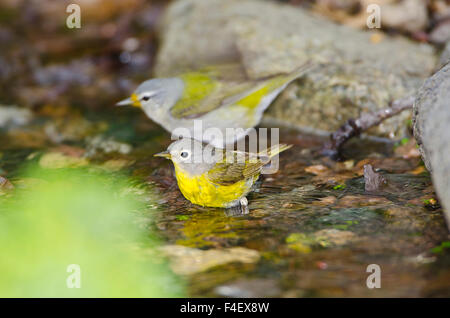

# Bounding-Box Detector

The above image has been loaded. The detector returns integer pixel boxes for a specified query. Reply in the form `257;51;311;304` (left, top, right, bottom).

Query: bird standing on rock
117;62;314;147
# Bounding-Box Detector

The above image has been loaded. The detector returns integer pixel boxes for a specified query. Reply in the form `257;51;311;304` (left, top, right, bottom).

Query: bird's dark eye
180;151;189;158
141;95;150;101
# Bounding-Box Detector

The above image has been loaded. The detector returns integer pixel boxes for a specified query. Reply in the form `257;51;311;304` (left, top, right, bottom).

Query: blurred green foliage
0;167;184;297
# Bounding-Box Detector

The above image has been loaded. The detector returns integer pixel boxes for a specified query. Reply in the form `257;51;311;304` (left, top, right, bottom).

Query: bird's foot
225;197;249;216
239;197;249;215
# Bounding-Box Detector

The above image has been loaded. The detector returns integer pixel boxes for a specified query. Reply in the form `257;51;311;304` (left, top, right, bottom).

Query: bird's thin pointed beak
116;98;132;106
116;93;141;107
154;151;171;159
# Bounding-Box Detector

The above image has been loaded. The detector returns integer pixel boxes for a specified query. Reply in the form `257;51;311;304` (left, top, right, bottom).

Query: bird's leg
225;197;249;216
240;197;249;215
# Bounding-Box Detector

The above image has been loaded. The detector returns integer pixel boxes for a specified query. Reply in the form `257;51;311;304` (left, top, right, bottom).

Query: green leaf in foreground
0;168;184;297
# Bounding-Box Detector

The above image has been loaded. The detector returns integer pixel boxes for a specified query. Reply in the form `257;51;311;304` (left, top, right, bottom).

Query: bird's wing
206;150;266;186
169;61;314;119
206;143;292;185
169;65;256;119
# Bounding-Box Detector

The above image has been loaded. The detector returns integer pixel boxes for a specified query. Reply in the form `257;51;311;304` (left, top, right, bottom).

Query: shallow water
1;108;449;297
1;0;449;298
150;135;449;297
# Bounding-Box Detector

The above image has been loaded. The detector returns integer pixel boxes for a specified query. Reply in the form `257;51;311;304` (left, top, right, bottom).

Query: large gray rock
413;62;450;227
439;42;450;68
155;0;436;139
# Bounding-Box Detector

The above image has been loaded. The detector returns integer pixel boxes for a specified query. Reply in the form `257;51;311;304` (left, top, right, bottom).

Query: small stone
85;136;133;157
159;245;260;275
364;164;387;192
313;229;357;246
381;0;428;33
101;159;134;171
0;105;32;128
429;20;450;44
438;42;450;67
343;160;355;170
39;152;89;169
338;195;390;207
311;196;337;206
305;164;329;175
285;233;313;253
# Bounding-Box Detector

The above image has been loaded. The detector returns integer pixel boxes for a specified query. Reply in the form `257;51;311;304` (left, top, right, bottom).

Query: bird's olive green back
170;70;255;119
206;144;292;186
168;64;294;119
206;151;267;186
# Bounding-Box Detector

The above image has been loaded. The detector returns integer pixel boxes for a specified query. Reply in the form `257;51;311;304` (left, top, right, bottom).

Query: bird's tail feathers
286;60;317;82
259;144;293;158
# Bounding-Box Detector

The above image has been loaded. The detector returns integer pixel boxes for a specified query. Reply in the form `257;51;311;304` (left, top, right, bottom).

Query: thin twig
321;96;415;160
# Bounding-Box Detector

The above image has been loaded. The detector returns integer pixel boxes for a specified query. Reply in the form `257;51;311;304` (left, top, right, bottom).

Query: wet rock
380;0;428;33
160;245;260;275
285;233;313;253
439;42;450;67
305;164;330;175
311;196;337;206
310;0;428;33
215;278;281;298
100;159;134;171
338;160;355;170
156;0;436;139
364;164;387;192
39;152;89;169
0;105;32;129
286;229;357;251
313;229;357;246
413;62;450;227
85;136;132;157
429;20;450;45
338;195;391;207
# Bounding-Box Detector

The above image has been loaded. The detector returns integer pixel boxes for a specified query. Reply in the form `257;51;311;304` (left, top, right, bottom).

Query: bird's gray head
154;138;219;176
116;78;184;118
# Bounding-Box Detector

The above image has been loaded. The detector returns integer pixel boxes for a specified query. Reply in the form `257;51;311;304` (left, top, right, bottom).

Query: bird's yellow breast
173;165;256;208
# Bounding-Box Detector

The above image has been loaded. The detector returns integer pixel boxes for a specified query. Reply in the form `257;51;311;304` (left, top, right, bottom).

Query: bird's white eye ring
139;91;156;102
180;150;190;159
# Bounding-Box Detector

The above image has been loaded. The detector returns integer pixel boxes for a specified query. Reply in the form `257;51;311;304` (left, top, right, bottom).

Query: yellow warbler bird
155;138;292;213
117;62;314;147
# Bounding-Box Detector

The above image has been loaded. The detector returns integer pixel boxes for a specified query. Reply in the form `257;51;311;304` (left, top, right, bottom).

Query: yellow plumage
173;167;258;208
156;141;292;208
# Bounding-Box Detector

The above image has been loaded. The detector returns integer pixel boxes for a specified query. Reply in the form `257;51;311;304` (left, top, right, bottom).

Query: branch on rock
321;96;415;160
